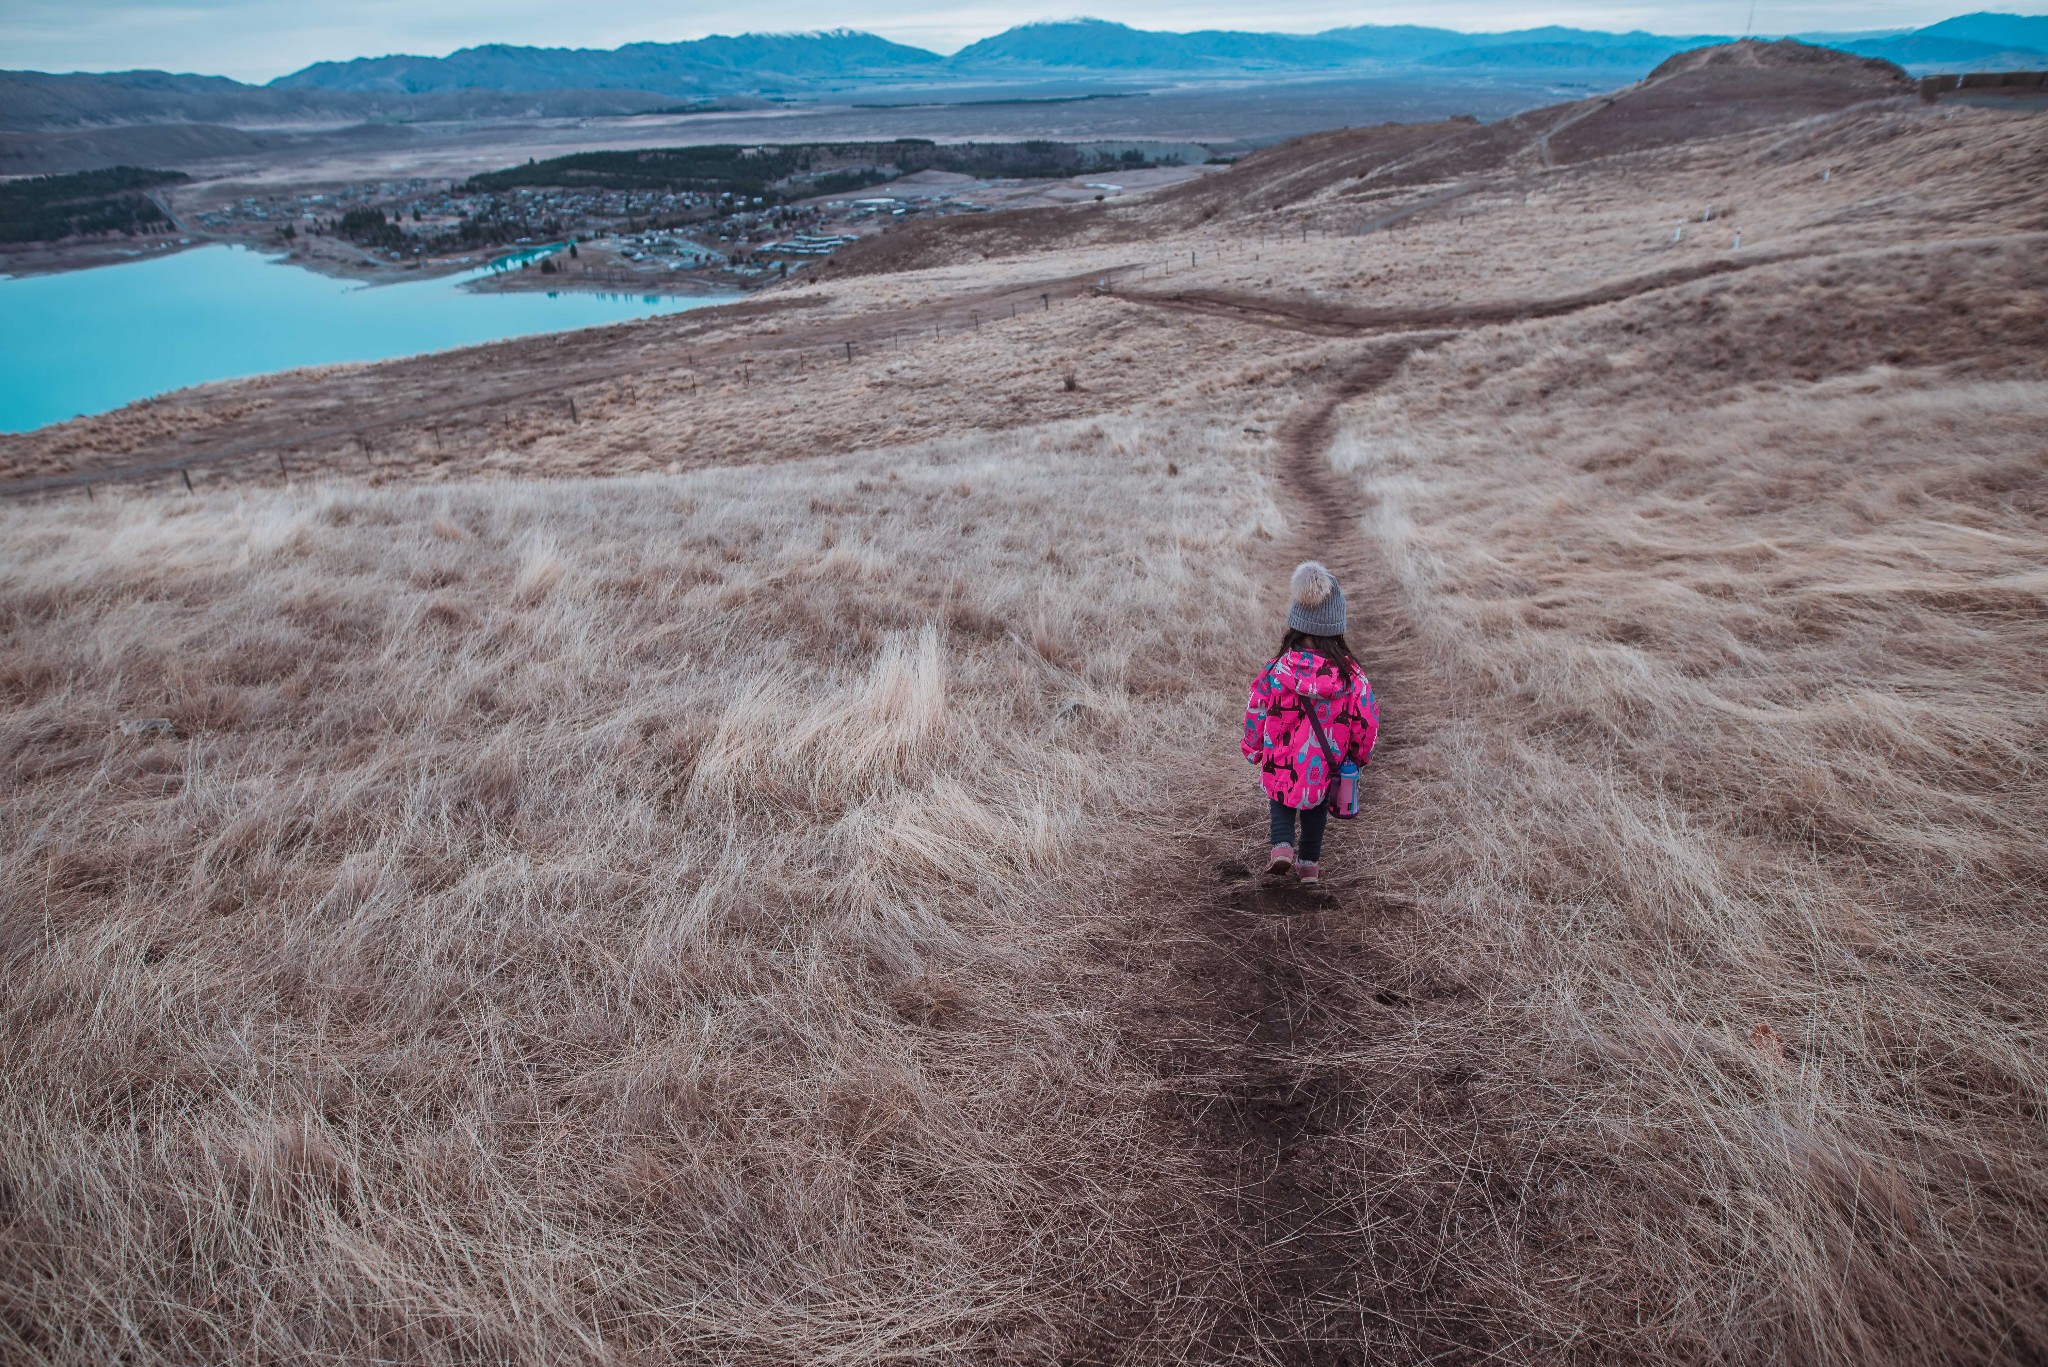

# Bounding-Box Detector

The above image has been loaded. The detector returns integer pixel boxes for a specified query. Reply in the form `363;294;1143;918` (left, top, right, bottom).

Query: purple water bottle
1333;760;1361;819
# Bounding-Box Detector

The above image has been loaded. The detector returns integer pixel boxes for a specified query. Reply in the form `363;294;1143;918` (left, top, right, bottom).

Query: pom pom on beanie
1287;561;1347;636
1291;561;1335;608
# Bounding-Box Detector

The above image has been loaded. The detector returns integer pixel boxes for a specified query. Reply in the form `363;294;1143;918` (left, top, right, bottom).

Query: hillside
950;20;1352;71
1917;10;2048;47
272;30;943;97
820;41;1915;277
3;39;2045;1367
1845;32;2047;66
953;19;1724;73
0;69;352;128
1827;11;2048;70
0;70;682;133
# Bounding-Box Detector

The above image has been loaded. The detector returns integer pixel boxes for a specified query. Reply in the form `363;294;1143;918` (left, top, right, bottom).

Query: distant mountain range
271;29;941;98
945;21;1729;75
262;13;2048;97
0;68;697;131
4;12;2043;135
1836;11;2048;67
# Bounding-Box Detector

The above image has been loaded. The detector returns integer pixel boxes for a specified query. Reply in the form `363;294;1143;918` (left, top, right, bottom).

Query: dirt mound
1547;41;1915;165
1647;37;1912;88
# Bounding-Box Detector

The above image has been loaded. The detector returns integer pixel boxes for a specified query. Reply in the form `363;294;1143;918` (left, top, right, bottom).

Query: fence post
845;340;853;363
179;467;194;494
568;396;578;422
277;452;288;477
1041;293;1050;311
85;481;94;502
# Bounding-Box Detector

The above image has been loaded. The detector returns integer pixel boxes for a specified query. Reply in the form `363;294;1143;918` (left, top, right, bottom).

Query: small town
180;175;989;286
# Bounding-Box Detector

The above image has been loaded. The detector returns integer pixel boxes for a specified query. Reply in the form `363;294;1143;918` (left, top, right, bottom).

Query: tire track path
1116;250;1805;337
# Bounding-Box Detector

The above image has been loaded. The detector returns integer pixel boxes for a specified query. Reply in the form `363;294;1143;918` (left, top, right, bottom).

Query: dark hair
1274;628;1359;682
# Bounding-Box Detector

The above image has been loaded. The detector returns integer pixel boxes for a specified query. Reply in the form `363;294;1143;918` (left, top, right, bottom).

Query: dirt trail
1350;180;1490;236
1117;249;1806;337
1120;338;1448;1361
1533;95;1616;170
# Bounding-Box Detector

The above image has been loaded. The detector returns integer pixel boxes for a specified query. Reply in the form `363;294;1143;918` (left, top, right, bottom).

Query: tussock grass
1320;249;2048;1360
3;90;2043;1366
0;415;1275;1362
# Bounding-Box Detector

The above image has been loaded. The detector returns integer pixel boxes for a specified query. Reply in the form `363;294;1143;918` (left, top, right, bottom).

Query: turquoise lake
0;245;736;433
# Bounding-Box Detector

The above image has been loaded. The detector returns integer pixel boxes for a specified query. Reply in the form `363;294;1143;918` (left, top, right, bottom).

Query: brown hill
832;40;1920;278
1547;38;1914;164
1646;36;1912;85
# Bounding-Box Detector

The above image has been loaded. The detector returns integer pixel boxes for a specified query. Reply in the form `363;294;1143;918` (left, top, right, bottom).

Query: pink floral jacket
1242;650;1380;809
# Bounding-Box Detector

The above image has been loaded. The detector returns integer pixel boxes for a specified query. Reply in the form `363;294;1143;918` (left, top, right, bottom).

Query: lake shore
0;242;741;433
2;229;772;300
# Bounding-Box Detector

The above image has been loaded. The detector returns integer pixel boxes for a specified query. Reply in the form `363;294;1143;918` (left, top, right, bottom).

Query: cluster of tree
0;166;189;244
805;168;897;197
467;145;817;198
464;140;1187;205
336;207;410;250
325;202;573;255
451;209;565;248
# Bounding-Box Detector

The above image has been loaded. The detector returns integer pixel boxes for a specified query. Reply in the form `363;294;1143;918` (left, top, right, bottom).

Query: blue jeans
1269;799;1328;862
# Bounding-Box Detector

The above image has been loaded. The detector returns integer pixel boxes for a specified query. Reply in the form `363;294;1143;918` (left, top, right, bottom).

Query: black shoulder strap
1302;692;1342;777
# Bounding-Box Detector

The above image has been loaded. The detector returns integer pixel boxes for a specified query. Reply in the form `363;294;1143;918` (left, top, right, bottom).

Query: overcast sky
4;1;2027;82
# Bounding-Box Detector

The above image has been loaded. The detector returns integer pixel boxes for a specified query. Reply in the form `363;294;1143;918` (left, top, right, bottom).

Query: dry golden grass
3;88;2045;1365
1315;240;2048;1360
0;415;1281;1362
416;297;1311;484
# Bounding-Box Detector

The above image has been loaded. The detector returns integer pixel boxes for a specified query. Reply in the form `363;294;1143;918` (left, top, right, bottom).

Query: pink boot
1296;861;1321;885
1265;844;1294;876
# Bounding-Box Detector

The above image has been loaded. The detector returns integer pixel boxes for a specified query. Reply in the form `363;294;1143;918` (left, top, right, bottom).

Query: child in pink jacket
1242;561;1380;883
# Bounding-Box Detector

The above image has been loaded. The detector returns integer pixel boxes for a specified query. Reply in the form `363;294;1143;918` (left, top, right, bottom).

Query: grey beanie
1287;561;1347;636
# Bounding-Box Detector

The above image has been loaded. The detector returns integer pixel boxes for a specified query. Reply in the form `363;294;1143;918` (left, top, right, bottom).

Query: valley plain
3;40;2046;1367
